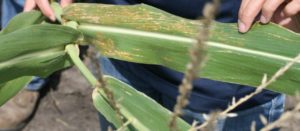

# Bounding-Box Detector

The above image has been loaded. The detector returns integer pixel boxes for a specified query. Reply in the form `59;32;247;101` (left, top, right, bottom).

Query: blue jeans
99;57;284;131
1;0;46;91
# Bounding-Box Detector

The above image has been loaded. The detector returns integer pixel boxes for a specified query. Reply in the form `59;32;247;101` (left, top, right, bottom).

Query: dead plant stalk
169;1;219;130
87;48;124;126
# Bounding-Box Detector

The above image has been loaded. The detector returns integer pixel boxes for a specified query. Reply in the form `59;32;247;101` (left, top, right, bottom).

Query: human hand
24;0;73;21
238;0;300;33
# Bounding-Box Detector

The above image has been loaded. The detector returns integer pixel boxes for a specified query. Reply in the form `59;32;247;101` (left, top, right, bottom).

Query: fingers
238;0;251;33
239;0;251;16
23;0;36;12
283;0;300;17
270;3;286;23
271;3;300;32
260;0;285;24
23;0;73;22
35;0;56;21
61;0;73;8
277;16;293;26
238;0;265;33
238;0;300;33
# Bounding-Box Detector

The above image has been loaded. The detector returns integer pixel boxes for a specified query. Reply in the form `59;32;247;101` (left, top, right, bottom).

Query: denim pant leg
181;94;285;131
1;0;24;28
222;94;285;131
99;56;285;131
1;0;47;91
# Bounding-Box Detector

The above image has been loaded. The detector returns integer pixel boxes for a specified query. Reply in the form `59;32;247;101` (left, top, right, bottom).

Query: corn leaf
63;4;300;95
0;11;45;106
66;45;124;130
0;11;82;106
92;88;124;129
92;76;191;131
1;11;45;34
0;77;32;106
51;2;63;23
65;43;187;130
0;24;81;83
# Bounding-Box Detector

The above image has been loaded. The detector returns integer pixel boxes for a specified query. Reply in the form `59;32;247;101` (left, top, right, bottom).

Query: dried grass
169;1;219;130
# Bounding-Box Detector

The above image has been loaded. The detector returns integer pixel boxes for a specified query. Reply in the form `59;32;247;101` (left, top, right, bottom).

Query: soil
23;66;100;131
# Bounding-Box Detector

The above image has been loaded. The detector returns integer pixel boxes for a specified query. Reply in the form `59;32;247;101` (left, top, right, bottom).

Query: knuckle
239;12;252;20
262;5;275;14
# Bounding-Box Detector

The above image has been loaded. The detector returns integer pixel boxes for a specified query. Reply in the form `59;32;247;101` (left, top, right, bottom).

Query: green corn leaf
0;9;80;105
1;11;45;34
0;76;32;106
0;24;81;83
0;25;80;62
92;88;125;129
66;44;98;85
51;2;63;23
63;4;300;95
0;24;80;83
65;44;126;129
0;11;46;106
92;76;191;131
66;42;188;130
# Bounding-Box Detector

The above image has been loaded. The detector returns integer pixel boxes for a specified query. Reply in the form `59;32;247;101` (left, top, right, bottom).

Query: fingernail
49;15;56;22
238;20;247;33
260;15;268;24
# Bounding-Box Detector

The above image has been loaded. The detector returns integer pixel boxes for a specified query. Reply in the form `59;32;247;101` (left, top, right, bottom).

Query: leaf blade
0;76;32;106
64;3;300;95
92;76;191;131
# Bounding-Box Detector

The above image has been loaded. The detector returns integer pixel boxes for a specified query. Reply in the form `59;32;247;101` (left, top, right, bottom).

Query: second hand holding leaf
23;0;73;22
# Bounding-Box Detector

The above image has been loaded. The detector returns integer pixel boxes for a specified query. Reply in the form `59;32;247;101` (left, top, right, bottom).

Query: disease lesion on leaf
87;33;135;61
63;3;201;37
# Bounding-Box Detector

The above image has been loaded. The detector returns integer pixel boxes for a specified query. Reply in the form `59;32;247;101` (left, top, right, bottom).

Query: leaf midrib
79;24;300;64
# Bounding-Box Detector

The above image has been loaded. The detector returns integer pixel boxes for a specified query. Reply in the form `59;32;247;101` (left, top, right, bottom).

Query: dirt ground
23;66;100;131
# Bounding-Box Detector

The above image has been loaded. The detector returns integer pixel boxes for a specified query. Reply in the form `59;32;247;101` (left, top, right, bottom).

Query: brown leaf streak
89;33;134;61
63;4;200;37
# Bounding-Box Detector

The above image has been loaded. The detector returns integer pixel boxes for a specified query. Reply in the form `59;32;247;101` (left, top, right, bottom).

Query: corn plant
0;3;300;131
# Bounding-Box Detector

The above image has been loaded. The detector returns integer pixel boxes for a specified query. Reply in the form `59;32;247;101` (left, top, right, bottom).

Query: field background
23;59;100;131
